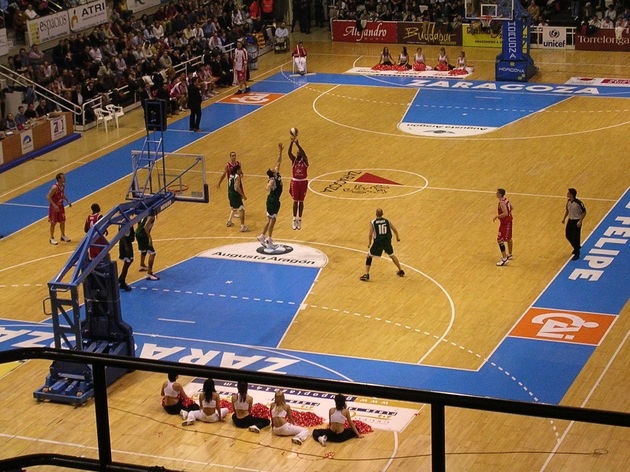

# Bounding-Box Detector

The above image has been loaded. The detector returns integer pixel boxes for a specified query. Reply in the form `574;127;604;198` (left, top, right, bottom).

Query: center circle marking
309;168;429;200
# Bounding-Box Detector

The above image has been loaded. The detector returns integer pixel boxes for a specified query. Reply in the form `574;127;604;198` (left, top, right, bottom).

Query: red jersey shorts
236;69;246;83
497;220;512;243
289;179;308;202
49;204;66;224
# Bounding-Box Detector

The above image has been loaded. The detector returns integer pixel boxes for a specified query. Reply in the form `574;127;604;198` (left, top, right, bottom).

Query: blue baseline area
401;89;568;128
118;257;319;347
277;72;630;97
534;187;630;314
0;320;589;403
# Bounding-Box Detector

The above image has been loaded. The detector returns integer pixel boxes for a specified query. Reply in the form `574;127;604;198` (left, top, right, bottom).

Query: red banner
331;20;398;43
398;22;462;46
575;29;630;52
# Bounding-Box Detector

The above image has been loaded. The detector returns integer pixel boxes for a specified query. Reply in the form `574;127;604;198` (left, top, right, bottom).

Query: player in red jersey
84;203;108;260
217;151;241;188
493;188;513;266
288;136;309;230
233;41;250;94
47;172;72;245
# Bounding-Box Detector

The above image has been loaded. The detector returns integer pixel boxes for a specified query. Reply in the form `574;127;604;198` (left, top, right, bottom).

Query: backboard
128;151;209;203
465;0;514;20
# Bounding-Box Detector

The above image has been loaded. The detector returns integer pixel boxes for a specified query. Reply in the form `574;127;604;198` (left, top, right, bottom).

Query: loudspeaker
145;100;167;132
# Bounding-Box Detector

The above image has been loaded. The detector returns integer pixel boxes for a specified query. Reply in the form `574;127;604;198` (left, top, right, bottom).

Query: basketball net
480;15;493;29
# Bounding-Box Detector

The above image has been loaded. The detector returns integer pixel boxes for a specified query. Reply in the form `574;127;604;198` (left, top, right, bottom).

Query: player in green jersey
257;143;284;248
360;208;405;281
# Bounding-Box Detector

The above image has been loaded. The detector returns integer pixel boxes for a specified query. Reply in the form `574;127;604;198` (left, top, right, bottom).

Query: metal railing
0;63;82;119
0;347;628;472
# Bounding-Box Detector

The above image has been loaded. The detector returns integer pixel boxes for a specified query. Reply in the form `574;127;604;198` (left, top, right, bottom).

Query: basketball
290;127;298;137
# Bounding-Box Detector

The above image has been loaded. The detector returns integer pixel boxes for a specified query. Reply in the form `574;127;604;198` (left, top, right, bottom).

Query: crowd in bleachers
330;0;630;29
2;0;279;124
524;0;630;30
330;0;466;32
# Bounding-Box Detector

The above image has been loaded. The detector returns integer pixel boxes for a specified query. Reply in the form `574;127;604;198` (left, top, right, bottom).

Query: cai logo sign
20;129;34;154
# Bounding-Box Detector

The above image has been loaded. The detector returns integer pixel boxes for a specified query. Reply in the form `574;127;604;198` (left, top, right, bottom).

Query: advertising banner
398;22;462;46
50;115;67;141
575;29;630;52
501;21;528;61
462;26;503;47
127;0;161;13
69;0;108;33
20;129;34;155
541;26;567;48
0;29;8;56
26;11;70;46
565;77;630;87
331;20;398;43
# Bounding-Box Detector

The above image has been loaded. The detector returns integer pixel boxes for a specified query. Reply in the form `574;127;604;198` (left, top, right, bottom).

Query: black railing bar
0;453;180;472
2;347;628;428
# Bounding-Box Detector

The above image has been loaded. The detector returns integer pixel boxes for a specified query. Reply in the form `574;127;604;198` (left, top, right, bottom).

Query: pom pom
219;399;234;412
344;419;373;434
251;403;271;418
292;410;324;427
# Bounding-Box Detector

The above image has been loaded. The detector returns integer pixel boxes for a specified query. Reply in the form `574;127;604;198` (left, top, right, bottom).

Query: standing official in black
562;187;587;260
188;77;203;132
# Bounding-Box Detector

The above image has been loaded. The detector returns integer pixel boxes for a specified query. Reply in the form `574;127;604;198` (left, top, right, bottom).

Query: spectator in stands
142;41;156;60
5;113;17;131
89;44;103;64
249;0;261;32
18;48;30;69
24;103;38;120
275;21;289;47
24;3;38;20
528;0;541;22
28;44;44;67
601;16;614;28
13;8;27;42
583;2;595;19
36;98;54;116
15;106;27;129
114;53;127;76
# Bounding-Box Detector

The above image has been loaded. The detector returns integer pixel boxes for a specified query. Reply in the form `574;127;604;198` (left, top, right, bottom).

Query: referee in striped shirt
562;188;587;260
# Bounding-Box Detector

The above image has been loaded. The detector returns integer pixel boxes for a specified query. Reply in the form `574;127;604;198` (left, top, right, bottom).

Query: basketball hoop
480;15;493;28
167;183;190;194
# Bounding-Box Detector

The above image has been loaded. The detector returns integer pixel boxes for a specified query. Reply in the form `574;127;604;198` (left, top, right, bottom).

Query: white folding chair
105;104;124;128
292;56;307;75
93;107;113;132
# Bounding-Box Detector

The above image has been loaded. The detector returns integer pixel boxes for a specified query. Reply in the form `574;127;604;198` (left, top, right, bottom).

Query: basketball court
0;27;629;472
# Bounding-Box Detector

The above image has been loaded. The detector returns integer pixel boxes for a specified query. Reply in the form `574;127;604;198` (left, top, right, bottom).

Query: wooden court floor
1;33;629;471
